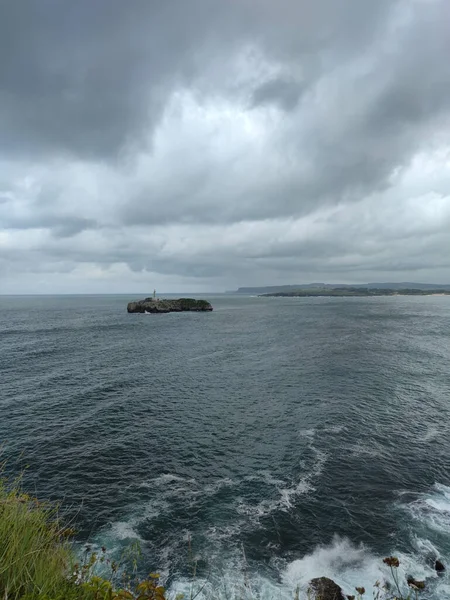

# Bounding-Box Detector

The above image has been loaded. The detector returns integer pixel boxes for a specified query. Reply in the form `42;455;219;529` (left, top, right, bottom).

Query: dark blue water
1;294;450;598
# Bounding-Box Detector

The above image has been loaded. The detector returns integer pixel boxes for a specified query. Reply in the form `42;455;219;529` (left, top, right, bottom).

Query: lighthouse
153;289;156;300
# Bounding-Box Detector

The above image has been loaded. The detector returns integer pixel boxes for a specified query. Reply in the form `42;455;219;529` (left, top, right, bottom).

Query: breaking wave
93;481;450;600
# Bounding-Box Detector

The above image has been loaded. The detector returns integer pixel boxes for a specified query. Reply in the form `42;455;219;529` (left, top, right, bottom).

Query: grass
0;475;169;600
0;475;432;600
0;476;73;599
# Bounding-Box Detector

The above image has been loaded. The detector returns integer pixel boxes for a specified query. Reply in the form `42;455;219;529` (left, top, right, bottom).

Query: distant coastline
227;282;450;296
260;287;450;298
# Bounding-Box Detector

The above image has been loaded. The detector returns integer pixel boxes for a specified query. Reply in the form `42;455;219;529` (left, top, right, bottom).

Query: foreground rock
435;559;445;573
308;578;345;600
127;298;213;313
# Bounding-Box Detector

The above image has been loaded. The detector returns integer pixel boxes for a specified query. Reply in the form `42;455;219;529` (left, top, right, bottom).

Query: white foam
323;425;347;434
169;562;288;600
236;448;326;522
282;537;439;599
426;497;450;513
109;520;143;542
166;537;434;600
407;483;450;535
96;497;170;555
148;473;195;485
96;478;450;600
419;426;442;442
298;428;316;440
283;537;385;595
309;447;327;478
279;480;314;509
298;425;346;440
236;473;319;522
395;481;450;597
164;532;444;600
436;582;450;597
203;478;238;495
206;523;244;542
235;477;314;522
348;441;382;458
143;498;170;519
99;480;450;600
140;474;237;502
413;536;440;557
244;471;286;487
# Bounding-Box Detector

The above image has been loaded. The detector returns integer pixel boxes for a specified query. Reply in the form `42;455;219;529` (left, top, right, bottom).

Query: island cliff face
127;298;213;313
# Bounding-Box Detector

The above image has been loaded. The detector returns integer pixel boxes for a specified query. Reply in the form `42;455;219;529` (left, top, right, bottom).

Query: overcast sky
1;0;450;293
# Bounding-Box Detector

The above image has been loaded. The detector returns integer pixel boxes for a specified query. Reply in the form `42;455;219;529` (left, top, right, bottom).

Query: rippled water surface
1;294;450;598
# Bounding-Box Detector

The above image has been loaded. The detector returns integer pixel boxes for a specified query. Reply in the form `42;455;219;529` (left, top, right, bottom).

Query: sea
1;294;450;599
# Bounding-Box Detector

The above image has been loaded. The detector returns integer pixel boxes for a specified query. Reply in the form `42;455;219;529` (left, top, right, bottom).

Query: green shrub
177;299;211;310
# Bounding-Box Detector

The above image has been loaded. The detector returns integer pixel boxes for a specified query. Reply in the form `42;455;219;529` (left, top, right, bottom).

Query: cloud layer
1;0;450;293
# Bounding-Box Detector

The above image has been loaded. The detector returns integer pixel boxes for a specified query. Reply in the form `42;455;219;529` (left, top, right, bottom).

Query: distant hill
365;282;450;290
231;282;450;294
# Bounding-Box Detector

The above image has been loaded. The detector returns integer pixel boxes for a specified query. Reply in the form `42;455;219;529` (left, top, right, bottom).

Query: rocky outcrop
308;578;345;600
435;559;445;573
127;298;213;313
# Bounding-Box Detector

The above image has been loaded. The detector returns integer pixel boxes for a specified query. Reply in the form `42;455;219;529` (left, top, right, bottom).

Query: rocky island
127;297;213;313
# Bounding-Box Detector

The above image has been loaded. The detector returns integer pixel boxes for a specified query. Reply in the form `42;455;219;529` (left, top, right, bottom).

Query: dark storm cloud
0;1;218;159
1;0;450;292
0;0;396;160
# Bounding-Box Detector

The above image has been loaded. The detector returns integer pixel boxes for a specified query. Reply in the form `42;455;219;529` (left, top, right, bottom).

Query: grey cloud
0;1;217;159
251;77;303;110
51;218;98;238
0;0;395;161
2;200;99;236
119;0;450;227
1;0;450;292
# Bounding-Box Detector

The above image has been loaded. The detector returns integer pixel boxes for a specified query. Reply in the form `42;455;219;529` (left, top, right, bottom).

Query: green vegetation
0;476;169;600
177;298;212;310
0;477;72;599
127;297;213;313
0;477;434;600
261;287;450;297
